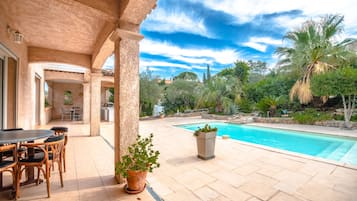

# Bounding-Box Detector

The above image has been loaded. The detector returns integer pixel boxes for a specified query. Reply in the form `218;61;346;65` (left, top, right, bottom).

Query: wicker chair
0;144;17;193
16;135;65;198
50;127;68;172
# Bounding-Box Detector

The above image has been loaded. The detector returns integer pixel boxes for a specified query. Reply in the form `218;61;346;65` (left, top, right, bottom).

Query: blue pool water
178;122;357;165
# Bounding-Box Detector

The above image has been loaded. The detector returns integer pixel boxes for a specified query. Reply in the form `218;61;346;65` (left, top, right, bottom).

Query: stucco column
112;29;143;183
82;82;90;123
90;72;102;136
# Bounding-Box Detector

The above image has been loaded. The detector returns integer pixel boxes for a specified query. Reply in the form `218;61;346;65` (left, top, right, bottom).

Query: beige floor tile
208;180;251;201
174;169;216;190
163;188;201;201
297;181;351;201
233;163;261;176
210;170;246;188
269;192;304;201
238;174;278;201
194;186;220;201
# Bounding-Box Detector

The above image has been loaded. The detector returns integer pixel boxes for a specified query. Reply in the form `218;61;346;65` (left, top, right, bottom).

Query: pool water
178;122;357;166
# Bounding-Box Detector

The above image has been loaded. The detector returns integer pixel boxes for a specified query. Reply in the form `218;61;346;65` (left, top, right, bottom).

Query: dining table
0;129;54;192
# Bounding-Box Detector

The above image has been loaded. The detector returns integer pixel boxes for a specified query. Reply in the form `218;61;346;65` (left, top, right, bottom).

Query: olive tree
311;67;357;128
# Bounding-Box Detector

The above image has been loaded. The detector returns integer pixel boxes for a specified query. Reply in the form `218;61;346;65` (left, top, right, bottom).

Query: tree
311;67;357;128
216;60;250;83
276;14;356;104
206;64;211;81
140;69;161;116
162;79;199;113
234;61;250;83
202;73;207;83
173;72;198;81
247;60;268;83
196;76;242;114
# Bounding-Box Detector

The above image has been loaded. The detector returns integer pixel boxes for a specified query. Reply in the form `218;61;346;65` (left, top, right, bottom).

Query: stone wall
52;82;83;119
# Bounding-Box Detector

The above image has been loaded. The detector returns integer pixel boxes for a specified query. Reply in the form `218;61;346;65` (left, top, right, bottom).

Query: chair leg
16;167;23;199
36;167;41;185
63;148;66;172
45;165;50;198
58;162;64;187
12;166;17;198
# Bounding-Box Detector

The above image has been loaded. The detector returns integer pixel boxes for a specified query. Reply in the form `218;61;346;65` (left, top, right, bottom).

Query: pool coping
175;121;357;170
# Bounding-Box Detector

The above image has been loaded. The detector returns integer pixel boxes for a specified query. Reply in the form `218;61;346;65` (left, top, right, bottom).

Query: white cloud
142;7;211;38
140;60;192;70
140;38;240;65
192;0;357;35
242;36;282;52
243;42;267;52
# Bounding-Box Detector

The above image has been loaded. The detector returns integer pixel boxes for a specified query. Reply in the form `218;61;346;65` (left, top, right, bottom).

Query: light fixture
7;25;24;44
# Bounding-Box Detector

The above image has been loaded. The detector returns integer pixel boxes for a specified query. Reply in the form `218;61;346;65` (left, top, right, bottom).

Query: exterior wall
0;9;32;129
52;82;83;119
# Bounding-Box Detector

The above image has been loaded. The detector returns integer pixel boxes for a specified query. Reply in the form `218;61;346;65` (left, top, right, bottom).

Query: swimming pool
178;122;357;166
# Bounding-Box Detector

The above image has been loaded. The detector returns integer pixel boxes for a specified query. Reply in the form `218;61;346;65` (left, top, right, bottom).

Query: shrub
292;108;333;124
238;98;253;113
334;114;357;122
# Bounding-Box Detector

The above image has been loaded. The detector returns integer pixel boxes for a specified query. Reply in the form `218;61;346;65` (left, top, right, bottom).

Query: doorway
0;58;3;129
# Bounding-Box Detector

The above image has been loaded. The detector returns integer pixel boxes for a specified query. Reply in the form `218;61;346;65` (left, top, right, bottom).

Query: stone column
90;72;102;136
112;28;143;183
82;82;90;124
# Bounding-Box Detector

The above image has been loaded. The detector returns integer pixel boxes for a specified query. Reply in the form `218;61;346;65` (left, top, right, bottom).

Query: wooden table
0;129;54;191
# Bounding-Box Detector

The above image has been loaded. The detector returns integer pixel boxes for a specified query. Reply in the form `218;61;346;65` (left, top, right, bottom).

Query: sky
103;0;357;80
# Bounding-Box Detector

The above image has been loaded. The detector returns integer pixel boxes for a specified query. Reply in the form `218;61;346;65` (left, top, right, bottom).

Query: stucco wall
52;82;83;119
0;10;32;129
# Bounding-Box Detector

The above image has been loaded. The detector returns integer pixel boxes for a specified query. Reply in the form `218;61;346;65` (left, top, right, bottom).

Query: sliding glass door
0;44;18;130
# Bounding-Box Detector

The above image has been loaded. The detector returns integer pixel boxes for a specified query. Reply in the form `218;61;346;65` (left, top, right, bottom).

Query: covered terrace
0;0;157;198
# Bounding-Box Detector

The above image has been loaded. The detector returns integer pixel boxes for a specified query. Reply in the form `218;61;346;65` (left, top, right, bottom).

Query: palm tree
196;76;242;114
276;15;355;104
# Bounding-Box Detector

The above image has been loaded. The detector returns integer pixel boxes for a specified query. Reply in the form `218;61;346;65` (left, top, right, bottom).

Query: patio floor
135;117;357;201
0;121;154;201
2;117;356;201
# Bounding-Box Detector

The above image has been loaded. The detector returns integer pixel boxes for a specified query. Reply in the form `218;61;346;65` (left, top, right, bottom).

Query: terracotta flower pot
126;170;147;193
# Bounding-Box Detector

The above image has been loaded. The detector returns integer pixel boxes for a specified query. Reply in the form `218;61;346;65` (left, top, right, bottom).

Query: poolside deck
2;118;356;201
135;117;357;201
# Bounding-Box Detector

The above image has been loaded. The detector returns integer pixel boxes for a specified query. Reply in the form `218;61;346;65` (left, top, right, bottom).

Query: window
64;90;73;105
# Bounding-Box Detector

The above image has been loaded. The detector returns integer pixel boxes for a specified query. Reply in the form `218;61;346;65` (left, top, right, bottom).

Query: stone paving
0;121;154;201
2;118;356;201
135;117;357;201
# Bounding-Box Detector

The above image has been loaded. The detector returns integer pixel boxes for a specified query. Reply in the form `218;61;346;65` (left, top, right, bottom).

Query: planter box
196;131;217;160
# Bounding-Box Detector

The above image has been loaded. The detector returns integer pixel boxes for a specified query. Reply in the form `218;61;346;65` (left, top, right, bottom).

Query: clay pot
126;170;147;193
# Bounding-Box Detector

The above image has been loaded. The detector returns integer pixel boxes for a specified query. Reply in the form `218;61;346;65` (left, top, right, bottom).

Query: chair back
45;135;65;162
0;144;17;166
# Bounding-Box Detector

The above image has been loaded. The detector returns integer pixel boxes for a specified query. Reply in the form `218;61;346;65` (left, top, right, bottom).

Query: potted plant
115;134;160;194
159;111;165;118
194;124;218;160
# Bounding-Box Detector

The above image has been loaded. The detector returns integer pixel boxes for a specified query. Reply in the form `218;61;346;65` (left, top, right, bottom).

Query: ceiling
0;0;114;54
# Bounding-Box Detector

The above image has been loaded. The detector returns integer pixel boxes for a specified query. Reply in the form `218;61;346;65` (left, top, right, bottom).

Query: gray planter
196;131;217;160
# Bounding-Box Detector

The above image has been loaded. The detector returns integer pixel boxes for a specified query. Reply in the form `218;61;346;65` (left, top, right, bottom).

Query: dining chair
0;144;17;193
0;128;25;159
61;107;72;121
16;135;65;198
50;127;68;172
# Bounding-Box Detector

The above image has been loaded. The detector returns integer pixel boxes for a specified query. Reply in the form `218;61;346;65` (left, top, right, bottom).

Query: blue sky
104;0;357;80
